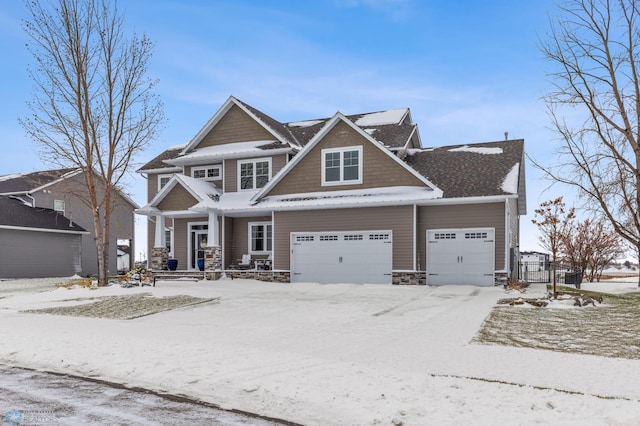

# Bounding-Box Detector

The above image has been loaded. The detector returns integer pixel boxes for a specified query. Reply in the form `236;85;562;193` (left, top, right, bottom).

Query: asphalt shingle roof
0;196;87;232
0;168;77;194
405;139;524;198
138;99;417;172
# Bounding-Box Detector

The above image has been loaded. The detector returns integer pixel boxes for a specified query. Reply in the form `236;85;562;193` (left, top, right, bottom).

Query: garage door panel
427;228;495;286
291;231;392;284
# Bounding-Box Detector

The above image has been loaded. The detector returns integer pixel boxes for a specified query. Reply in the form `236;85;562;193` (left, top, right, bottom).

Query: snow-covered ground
0;278;639;425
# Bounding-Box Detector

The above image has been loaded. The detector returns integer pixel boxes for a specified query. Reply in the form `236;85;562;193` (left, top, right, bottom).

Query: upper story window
158;174;173;190
238;158;271;191
53;199;65;214
321;146;363;186
192;165;222;181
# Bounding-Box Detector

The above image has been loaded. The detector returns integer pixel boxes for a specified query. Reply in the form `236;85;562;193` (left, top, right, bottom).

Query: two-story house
0;168;137;277
137;96;526;286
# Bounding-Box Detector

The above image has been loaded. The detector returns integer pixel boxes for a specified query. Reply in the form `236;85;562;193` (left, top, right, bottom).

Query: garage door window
249;222;272;253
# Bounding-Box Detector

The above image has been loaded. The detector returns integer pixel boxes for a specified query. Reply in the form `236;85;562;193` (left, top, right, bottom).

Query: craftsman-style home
137;96;526;285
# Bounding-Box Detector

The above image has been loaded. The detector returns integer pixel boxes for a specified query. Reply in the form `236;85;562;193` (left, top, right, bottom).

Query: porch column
207;211;219;246
151;215;168;271
154;215;166;247
204;211;222;279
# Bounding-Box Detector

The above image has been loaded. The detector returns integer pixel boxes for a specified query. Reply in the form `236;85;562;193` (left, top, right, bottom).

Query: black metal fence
517;261;583;288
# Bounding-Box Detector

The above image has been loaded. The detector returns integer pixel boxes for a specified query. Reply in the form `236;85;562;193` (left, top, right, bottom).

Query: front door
189;224;208;270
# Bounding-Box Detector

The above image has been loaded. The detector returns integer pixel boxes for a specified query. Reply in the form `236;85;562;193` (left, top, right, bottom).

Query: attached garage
291;230;392;284
426;228;495;286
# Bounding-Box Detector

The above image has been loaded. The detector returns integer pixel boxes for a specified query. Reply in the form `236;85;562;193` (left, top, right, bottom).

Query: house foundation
392;271;427;285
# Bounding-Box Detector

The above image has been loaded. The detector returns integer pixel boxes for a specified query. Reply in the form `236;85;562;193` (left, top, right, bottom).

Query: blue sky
0;0;563;260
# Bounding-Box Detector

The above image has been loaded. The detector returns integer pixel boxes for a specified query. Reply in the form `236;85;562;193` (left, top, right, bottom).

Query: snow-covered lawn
0;278;639;425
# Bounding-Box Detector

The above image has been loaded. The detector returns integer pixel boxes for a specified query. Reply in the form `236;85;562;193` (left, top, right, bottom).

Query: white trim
187;221;209;271
248;221;273;254
192;164;222;181
0;225;88;235
137;166;182;175
413;204;417;271
53;199;65;215
505;199;510;276
252;112;442;203
221;215;226;269
181;96;293;155
237;157;272;191
271;211;276;270
321;145;363;186
157;173;174;191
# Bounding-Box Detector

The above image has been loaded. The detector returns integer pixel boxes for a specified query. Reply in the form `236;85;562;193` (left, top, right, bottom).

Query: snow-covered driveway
0;279;638;425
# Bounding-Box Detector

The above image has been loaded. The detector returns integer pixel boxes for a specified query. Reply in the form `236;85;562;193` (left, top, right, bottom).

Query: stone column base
150;247;168;271
204;246;222;279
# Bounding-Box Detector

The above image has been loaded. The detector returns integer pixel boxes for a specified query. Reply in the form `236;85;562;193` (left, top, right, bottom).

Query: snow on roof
167;140;289;165
258;186;438;210
448;145;503;155
177;175;221;203
0;174;23;182
354;108;407;126
501;163;519;194
364;128;377;135
287;119;324;128
167;143;187;150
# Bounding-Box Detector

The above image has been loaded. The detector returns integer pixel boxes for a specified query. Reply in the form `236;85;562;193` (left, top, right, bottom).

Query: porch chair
255;254;273;270
237;254;252;270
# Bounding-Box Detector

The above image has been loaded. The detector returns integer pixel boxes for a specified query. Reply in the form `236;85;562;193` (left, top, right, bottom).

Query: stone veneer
150;247;168;271
225;270;290;283
392;271;427;285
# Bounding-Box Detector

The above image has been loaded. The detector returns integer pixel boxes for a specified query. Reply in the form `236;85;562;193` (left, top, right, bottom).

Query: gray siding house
137;96;527;286
0;169;137;277
0;196;88;278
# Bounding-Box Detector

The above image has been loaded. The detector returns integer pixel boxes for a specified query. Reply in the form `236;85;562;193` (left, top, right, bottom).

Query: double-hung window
249;222;272;253
321;146;363;185
238;158;271;190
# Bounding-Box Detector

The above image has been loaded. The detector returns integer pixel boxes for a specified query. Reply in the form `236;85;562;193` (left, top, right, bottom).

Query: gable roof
0;196;88;234
0;167;139;209
405;139;526;211
137;97;419;173
138;174;222;215
0;168;79;194
252;112;442;203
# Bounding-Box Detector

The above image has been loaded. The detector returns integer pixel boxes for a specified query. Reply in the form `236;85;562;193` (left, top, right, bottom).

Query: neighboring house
117;244;131;274
0;195;88;278
137;96;527;286
519;250;551;283
0;169;137;277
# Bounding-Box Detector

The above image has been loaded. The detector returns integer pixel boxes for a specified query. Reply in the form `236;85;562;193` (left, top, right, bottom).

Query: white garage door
291;231;392;284
427;228;495;286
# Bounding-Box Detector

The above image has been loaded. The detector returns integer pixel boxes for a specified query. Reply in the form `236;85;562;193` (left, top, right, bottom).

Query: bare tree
561;217;625;281
560;218;593;278
538;0;640;286
586;220;626;281
532;197;576;297
20;0;164;286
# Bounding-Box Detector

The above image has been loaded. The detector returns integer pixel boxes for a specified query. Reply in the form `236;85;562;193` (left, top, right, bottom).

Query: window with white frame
249;222;272;253
165;229;173;256
53;199;65;214
238;158;271;190
321;146;362;185
158;174;173;190
192;165;222;181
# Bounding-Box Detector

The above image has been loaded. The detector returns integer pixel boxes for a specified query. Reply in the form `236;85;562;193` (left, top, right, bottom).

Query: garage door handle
339;256;343;263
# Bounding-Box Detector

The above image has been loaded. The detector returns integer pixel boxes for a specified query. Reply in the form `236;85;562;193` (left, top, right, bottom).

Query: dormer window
192;165;222;181
321;146;362;186
238;158;271;191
